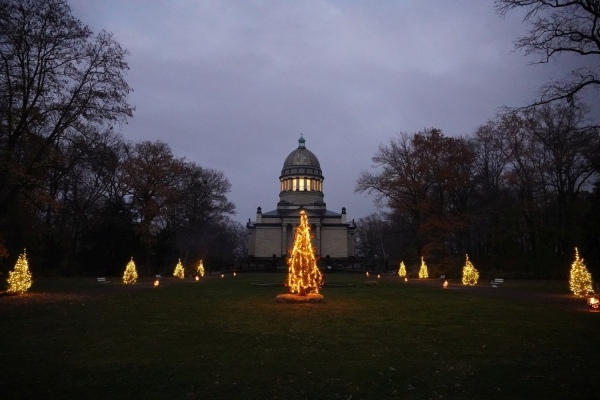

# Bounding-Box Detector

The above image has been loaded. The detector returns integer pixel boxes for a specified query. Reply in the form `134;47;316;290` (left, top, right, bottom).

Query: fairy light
286;210;324;296
196;260;205;277
122;257;138;284
418;256;429;279
173;259;185;279
7;249;32;294
569;247;594;297
461;254;479;286
398;261;406;278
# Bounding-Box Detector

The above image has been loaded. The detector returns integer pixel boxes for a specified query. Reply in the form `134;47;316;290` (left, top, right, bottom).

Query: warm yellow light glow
377;274;381;279
443;280;448;289
588;296;599;309
154;279;160;286
404;277;408;282
195;276;199;281
366;272;369;277
221;273;224;278
233;271;237;277
569;247;594;297
196;260;205;277
398;261;406;277
461;254;479;286
173;259;185;279
122;258;138;284
7;249;32;294
286;210;324;296
418;256;428;279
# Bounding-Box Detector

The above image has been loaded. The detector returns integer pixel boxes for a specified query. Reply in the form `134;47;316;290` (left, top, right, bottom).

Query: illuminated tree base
275;293;324;303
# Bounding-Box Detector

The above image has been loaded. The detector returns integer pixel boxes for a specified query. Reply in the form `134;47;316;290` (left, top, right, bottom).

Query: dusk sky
68;1;595;226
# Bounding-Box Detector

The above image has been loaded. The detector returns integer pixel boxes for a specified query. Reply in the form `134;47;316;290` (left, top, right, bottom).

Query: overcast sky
68;0;595;226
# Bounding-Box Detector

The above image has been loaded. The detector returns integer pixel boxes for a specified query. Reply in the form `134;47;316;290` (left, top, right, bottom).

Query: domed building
246;135;356;263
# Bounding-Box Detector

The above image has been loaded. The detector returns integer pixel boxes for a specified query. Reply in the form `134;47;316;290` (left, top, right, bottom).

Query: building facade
246;135;356;262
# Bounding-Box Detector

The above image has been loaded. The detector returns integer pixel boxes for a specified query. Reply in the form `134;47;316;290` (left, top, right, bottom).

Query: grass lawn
1;273;599;399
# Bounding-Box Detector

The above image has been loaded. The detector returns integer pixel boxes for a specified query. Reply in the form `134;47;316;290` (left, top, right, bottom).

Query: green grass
1;274;599;399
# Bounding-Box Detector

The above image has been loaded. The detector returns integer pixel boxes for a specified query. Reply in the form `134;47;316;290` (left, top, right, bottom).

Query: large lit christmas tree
282;210;324;298
398;261;407;278
173;259;185;278
7;249;32;294
418;256;429;279
461;254;479;286
122;258;138;284
569;247;594;297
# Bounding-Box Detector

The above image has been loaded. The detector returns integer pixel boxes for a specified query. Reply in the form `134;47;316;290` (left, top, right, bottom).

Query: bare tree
0;0;133;256
495;0;600;106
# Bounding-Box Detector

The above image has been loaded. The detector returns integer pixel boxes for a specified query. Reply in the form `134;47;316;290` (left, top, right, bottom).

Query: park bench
490;278;504;288
440;275;446;279
97;277;108;283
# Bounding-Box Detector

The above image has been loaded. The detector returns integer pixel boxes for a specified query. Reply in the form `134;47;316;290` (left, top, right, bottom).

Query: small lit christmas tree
461;254;479;286
7;249;32;294
285;210;324;296
173;259;185;279
122;257;138;284
569;247;594;297
196;260;205;277
418;256;429;279
398;261;407;278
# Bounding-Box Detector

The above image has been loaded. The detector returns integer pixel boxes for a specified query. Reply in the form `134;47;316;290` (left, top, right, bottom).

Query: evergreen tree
569;248;594;297
398;261;407;277
461;254;479;286
7;249;32;294
173;259;185;279
418;256;429;279
286;211;324;296
196;260;205;277
123;258;138;284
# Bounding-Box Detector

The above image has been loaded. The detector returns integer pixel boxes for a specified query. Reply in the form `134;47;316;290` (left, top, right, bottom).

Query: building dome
278;135;325;208
281;134;322;177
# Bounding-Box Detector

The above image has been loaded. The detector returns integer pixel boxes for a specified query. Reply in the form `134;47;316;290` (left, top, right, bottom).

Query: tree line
355;101;600;278
0;0;243;276
353;0;600;278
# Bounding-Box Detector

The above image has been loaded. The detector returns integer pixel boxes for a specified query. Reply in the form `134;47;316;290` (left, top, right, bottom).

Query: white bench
440;275;446;279
490;278;504;288
97;277;108;283
155;274;162;278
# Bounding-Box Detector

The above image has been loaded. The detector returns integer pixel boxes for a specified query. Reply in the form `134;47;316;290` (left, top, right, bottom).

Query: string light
122;257;138;284
461;254;479;286
7;249;32;294
286;210;324;296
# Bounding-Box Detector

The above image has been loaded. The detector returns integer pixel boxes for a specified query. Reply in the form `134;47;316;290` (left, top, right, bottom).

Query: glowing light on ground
569;247;594;297
418;257;429;279
276;210;324;303
173;259;185;279
461;254;479;286
7;249;32;294
398;261;406;278
587;296;599;309
154;279;160;286
443;280;448;289
123;258;138;284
